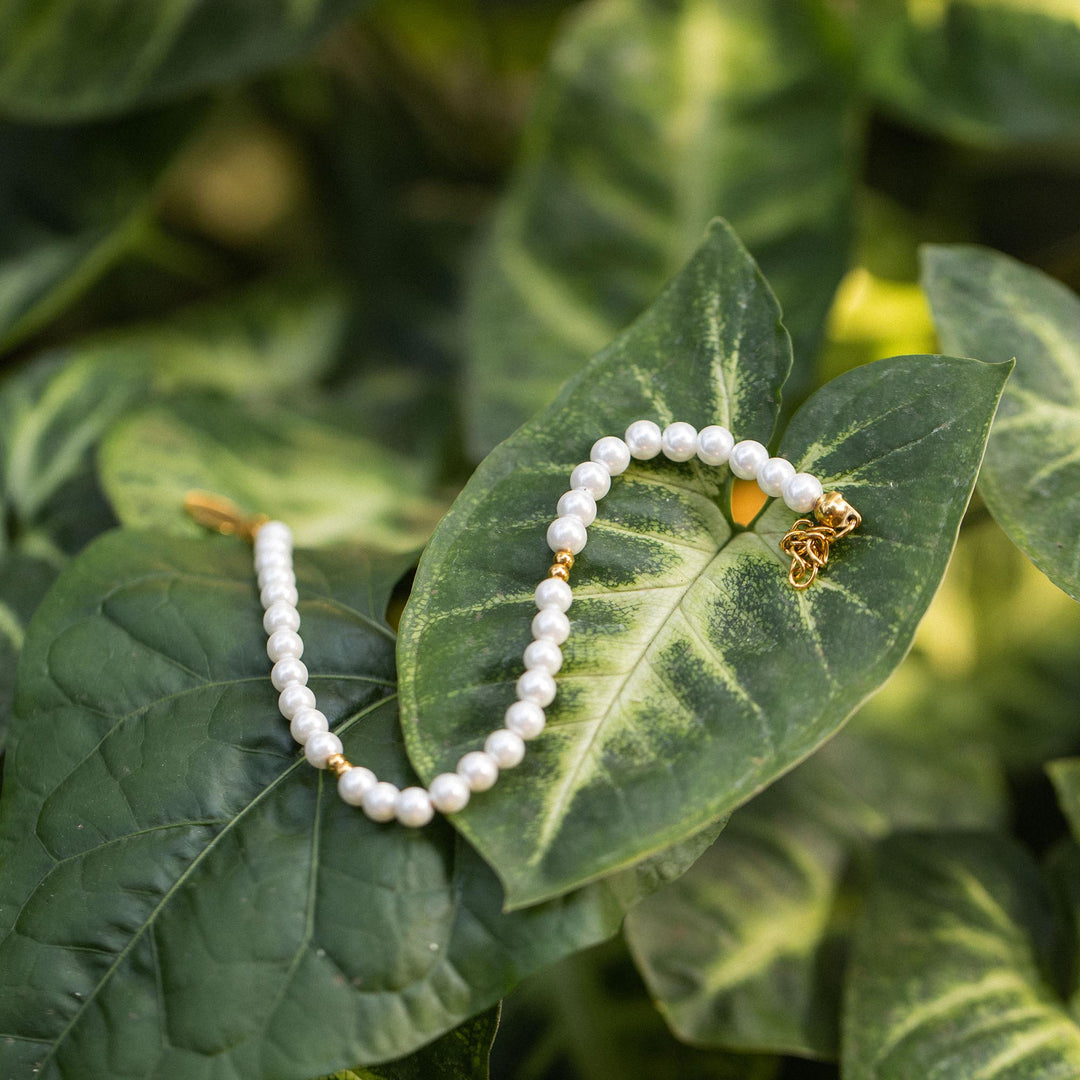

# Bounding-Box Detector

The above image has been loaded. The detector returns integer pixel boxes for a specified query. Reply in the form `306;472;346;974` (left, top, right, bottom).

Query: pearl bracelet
185;420;860;828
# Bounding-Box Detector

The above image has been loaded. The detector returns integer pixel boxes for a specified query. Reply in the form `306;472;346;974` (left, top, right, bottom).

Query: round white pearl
729;440;770;480
532;607;570;644
261;581;299;608
697;425;735;466
266;629;303;662
505;700;546;739
289;706;329;744
546;516;587;555
535;577;572;612
517;668;557;707
783;472;824;514
458;751;499;792
263;601;300;635
255;550;290;574
258;566;295;590
337;766;377;806
661;422;699;462
625;419;662;460
271;657;308;691
278;684;316;720
590;436;631;476
556;488;597;526
363;781;400;822
569;461;611;499
396;787;434;828
257;521;292;546
429;772;471;813
523;638;562;674
485;728;526;768
304;730;343;769
758;457;796;498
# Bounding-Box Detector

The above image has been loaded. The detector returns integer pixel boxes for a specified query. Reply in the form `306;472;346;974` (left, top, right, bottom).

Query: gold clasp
780;491;861;590
183;491;267;544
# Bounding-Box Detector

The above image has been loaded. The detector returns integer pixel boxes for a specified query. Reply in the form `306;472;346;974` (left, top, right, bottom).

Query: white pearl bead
289;707;329;744
569;461;611;499
396;787;434;828
266;629;303;662
535;577;572;612
783;472;824;514
337;766;377;806
505;700;546;739
625;419;663;460
257;521;292;546
517;668;557;707
661;422;698;462
758;457;796;498
271;657;308;691
261;580;299;608
523;638;562;674
263;601;300;635
363;781;400;822
258;566;295;590
255;550;290;574
532;607;570;644
697;425;735;466
546;516;587;555
590;436;631;476
278;683;316;720
458;751;499;792
729;440;770;479
429;772;471;813
557;488;597;526
485;728;526;768
304;730;343;768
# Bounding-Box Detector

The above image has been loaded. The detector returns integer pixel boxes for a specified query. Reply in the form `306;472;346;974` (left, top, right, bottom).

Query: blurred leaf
0;0;365;121
398;221;1010;908
0;531;714;1080
624;716;1007;1058
1049;759;1080;844
0;106;200;353
464;0;858;455
923;244;1080;602
853;0;1080;151
843;833;1080;1079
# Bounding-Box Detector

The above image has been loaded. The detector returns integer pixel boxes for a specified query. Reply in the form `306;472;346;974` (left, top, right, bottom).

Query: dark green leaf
0;1;364;121
923;244;1080;602
0;530;713;1079
1049;759;1080;844
464;0;858;455
843;833;1080;1079
398;220;1011;908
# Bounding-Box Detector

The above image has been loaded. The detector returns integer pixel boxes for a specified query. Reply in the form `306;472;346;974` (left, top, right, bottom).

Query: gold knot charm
780;491;861;590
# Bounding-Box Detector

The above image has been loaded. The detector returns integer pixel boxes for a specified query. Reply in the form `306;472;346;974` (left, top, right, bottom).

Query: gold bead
554;550;575;569
548;564;570;581
814;490;854;529
326;753;351;777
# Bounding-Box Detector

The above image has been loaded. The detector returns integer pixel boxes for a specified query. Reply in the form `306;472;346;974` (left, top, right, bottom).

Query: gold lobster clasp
779;491;861;590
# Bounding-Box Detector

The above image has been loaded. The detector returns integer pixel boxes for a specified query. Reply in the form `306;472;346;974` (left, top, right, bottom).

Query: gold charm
183;491;268;544
780;491;861;590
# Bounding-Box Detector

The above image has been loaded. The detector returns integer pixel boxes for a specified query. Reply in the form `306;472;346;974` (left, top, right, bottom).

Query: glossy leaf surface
464;0;857;454
398;220;1011;908
923;245;1080;602
0;532;711;1079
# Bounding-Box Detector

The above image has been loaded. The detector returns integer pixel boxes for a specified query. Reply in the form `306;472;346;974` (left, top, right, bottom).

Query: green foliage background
1;1;1080;1078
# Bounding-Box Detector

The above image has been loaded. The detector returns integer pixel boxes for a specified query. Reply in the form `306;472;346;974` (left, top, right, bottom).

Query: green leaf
464;0;858;455
624;714;1007;1058
0;530;713;1079
0;106;199;353
0;0;364;121
842;833;1080;1080
922;245;1080;602
1049;759;1080;844
854;0;1080;150
398;220;1011;908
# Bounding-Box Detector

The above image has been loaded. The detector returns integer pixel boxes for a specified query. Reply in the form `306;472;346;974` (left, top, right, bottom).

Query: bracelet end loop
184;490;267;543
780;491;860;590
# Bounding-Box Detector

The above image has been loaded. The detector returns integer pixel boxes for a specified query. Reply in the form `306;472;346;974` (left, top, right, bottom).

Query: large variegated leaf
0;0;364;121
397;220;1011;908
923;245;1080;602
843;833;1080;1079
624;712;1006;1058
0;531;714;1080
464;0;857;455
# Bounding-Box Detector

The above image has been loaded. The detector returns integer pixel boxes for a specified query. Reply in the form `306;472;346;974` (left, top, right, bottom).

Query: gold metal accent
183;491;268;543
780;491;861;590
553;550;575;569
548;564;570;581
326;753;351;777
